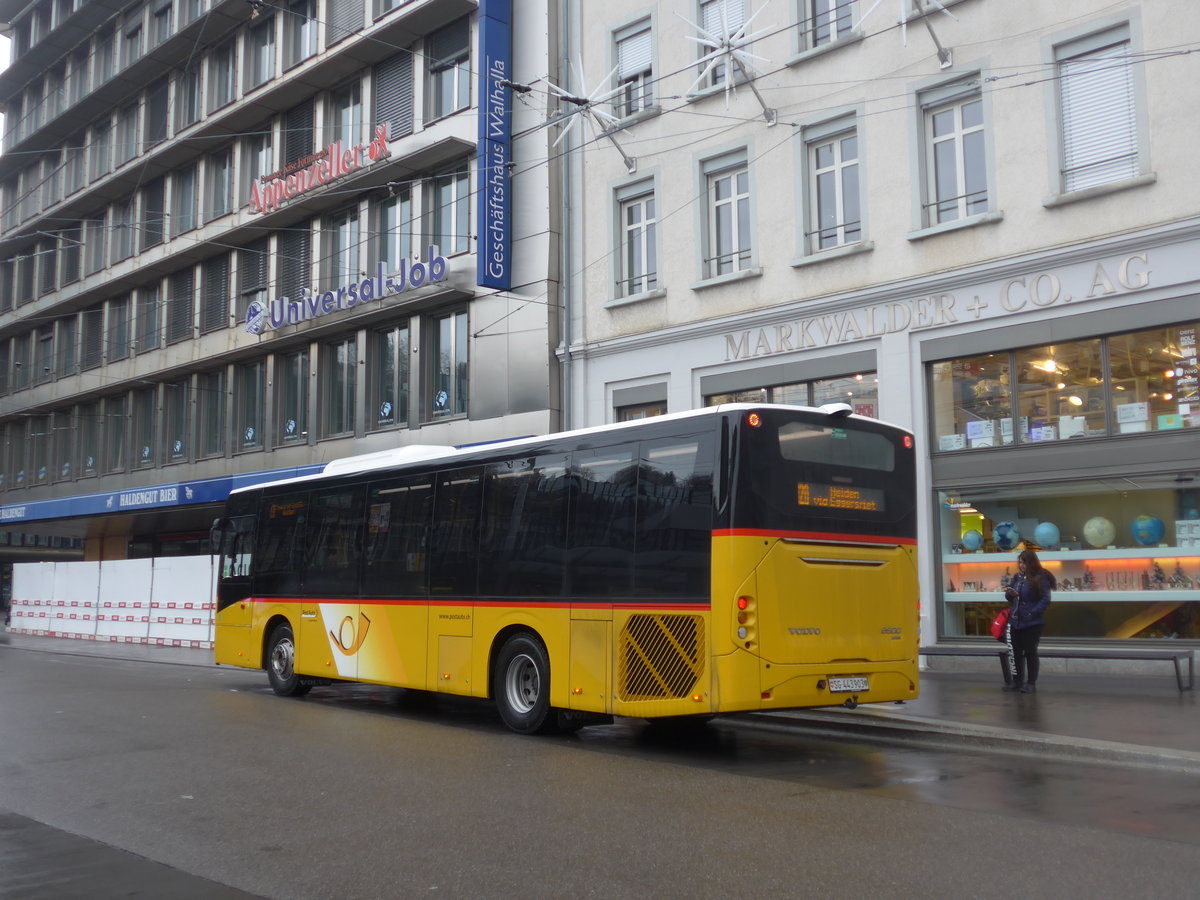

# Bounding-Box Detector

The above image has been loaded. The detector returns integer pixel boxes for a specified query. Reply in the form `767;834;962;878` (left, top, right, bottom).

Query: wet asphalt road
2;645;1199;898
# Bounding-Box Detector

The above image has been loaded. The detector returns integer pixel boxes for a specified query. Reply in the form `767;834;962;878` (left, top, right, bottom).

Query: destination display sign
796;482;884;512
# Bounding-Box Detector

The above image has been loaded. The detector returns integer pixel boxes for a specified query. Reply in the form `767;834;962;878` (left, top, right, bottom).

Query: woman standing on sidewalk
1003;548;1055;693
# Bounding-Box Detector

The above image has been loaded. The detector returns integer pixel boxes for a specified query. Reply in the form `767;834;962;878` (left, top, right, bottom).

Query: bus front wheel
266;623;311;698
493;633;552;734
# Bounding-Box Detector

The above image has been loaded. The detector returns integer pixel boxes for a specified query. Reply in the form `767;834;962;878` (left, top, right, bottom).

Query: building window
616;184;657;297
806;122;860;251
283;101;313;165
90;119;111;181
164;380;189;462
703;154;751;277
172;165;197;236
207;148;232;221
176;65;201;131
53;410;73;482
1056;27;1138;193
367;324;409;431
277;226;311;302
616;402;666;422
105;394;128;473
320;338;357;437
209;40;237;112
34;325;54;385
117;103;139;166
57;315;79;376
698;0;745;89
374;52;414;138
277;349;309;444
142;177;165;249
84;215;107;275
152;0;172;45
145;78;168;148
167;268;195;343
198;369;226;458
706;370;878;416
78;400;100;477
285;0;317;69
329;81;362;148
132;387;156;469
242;129;273;207
374;188;412;275
930;321;1200;452
64;141;85;196
238;239;269;321
124;18;143;67
183;0;206;26
246;16;276;90
922;81;987;225
107;296;131;363
235;361;265;452
614;20;653;118
432;166;469;255
136;284;161;352
96;28;116;86
804;0;855;49
29;415;50;485
112;198;135;263
323;209;359;290
82;305;104;370
428;310;468;420
201;254;229;333
427;18;470;120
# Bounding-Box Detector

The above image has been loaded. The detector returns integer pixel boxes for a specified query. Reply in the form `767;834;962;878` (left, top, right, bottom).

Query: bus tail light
736;595;756;648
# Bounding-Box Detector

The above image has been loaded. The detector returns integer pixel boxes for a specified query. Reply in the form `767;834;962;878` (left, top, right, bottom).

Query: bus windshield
731;409;916;540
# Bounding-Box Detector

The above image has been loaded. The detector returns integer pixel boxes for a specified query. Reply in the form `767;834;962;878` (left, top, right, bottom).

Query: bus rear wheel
493;633;553;734
266;623;311;697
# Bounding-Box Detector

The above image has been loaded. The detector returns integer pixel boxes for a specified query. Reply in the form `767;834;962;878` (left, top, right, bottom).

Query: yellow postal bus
211;404;918;733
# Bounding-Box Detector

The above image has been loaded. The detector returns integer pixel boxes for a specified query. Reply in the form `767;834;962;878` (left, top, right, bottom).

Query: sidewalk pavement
4;630;1197;772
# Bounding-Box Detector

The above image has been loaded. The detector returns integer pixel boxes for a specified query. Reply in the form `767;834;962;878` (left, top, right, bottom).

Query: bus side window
255;492;309;596
220;516;256;579
635;437;715;599
305;485;366;595
569;447;637;598
479;455;570;597
364;474;433;597
430;467;485;597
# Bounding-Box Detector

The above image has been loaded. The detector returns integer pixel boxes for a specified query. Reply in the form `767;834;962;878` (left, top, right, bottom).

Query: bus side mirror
210;517;227;550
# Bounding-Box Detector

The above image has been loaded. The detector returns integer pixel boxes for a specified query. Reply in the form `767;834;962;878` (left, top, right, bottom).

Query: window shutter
202;254;229;333
1060;41;1137;192
374;53;414;138
329;0;363;45
168;268;194;343
239;239;268;294
82;306;104;369
284;101;314;164
278;227;311;302
702;0;745;35
617;28;652;79
428;17;469;65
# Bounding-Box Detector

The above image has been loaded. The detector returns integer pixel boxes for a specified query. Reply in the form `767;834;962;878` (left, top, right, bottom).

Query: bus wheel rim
271;636;295;681
505;653;539;714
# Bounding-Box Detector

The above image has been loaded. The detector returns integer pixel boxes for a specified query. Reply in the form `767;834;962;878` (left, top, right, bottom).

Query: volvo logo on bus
788;627;821;635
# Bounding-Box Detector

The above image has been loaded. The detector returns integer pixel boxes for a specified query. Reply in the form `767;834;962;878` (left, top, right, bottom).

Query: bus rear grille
618;614;705;701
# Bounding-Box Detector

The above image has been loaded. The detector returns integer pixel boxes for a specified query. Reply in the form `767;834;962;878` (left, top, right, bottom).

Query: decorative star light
860;0;956;68
544;62;637;173
679;4;776;124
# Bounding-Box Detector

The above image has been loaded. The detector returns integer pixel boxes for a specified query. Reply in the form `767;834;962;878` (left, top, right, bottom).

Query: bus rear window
777;421;895;471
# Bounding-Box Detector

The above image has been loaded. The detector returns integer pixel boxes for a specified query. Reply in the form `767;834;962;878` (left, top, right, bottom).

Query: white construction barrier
8;556;217;649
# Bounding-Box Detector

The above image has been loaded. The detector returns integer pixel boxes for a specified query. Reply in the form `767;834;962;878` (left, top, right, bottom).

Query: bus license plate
828;676;868;693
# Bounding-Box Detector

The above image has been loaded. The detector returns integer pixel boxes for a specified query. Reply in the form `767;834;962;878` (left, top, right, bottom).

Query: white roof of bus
228;403;909;495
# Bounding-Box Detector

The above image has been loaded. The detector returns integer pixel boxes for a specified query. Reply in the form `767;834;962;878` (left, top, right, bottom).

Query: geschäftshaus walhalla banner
242;124;447;334
477;0;513;291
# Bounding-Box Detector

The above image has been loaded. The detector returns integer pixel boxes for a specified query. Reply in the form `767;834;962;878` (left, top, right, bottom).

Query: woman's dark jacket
1010;571;1054;630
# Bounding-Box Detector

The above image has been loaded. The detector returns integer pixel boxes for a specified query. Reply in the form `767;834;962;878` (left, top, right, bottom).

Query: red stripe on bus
713;528;917;545
247;597;711;611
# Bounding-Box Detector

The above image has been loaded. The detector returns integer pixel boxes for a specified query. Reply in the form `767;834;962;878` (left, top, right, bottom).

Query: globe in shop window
940;479;1200;641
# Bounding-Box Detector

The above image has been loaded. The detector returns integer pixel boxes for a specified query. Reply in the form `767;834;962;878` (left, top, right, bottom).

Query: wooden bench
919;645;1195;692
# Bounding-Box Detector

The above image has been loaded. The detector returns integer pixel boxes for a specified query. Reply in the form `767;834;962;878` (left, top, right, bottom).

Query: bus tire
493;633;553;734
266;623;311;697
